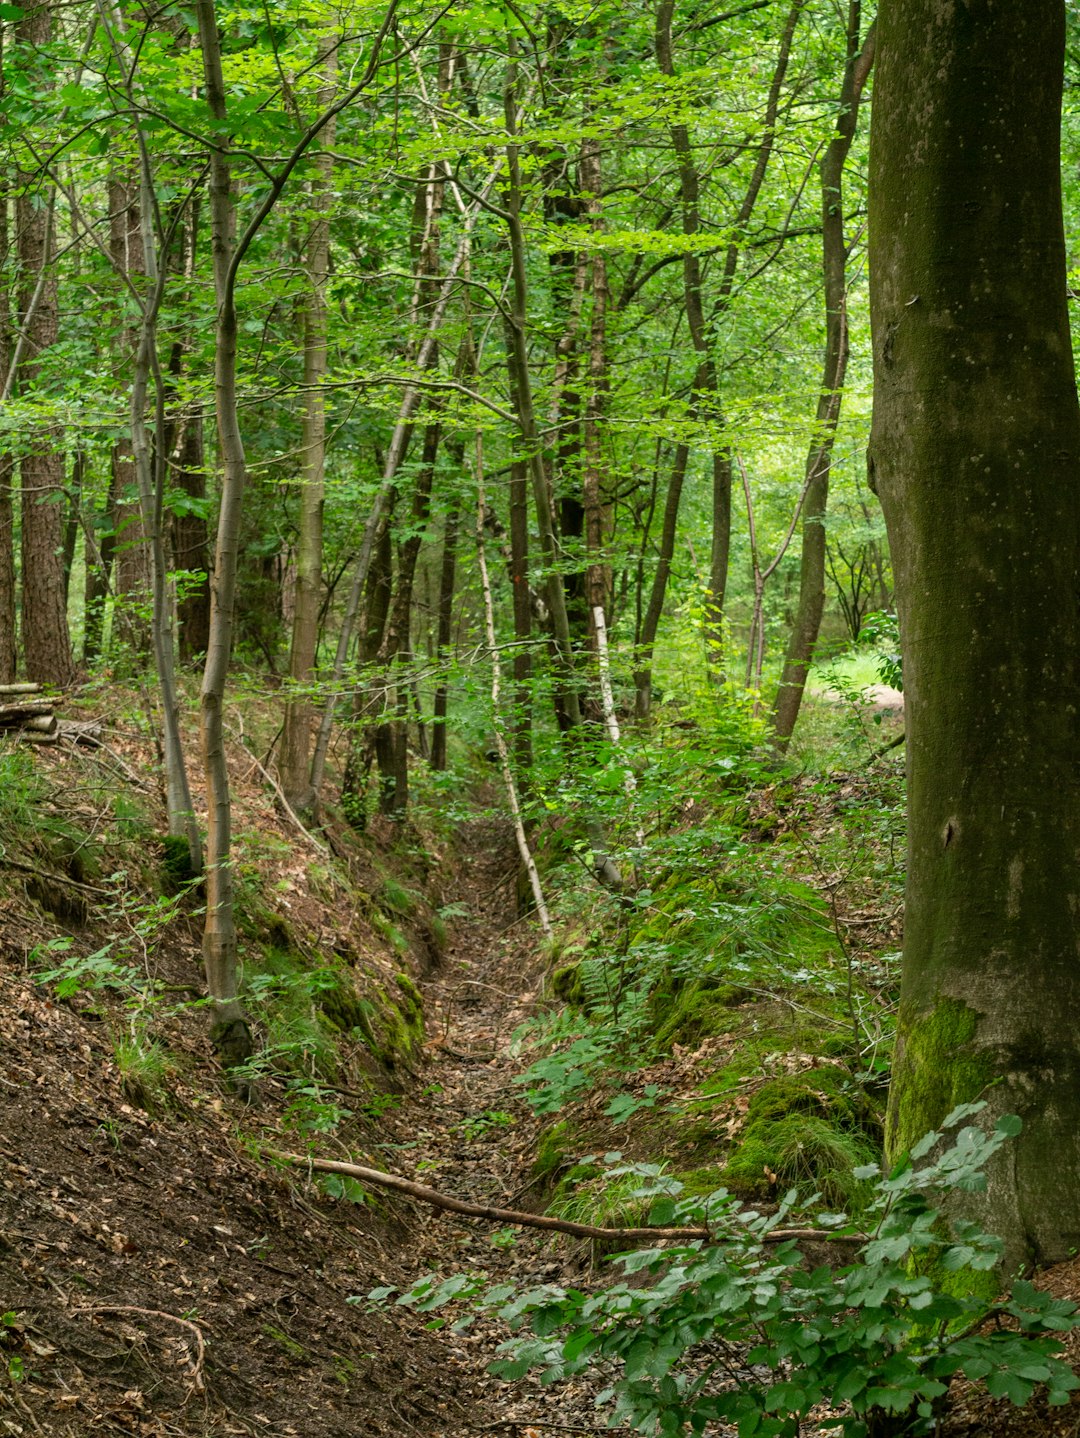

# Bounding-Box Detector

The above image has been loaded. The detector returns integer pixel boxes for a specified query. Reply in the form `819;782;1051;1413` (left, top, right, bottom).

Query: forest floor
3;732;1080;1436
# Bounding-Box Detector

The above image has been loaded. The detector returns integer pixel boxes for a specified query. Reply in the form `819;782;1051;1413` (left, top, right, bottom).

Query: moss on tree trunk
870;0;1080;1265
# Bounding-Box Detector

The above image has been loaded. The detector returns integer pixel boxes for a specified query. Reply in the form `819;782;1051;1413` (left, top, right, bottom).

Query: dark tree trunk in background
634;442;689;717
0;96;16;684
870;0;1080;1266
108;176;151;655
430;499;459;772
771;7;874;747
173;415;211;660
508;458;532;772
62;451;84;605
16;1;73;688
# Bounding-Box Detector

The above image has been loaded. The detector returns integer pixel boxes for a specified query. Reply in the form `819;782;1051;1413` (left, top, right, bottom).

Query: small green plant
604;1084;666;1125
378;1107;1079;1438
113;1031;177;1111
1;1311;24;1383
457;1110;515;1141
32;937;141;999
283;1081;352;1135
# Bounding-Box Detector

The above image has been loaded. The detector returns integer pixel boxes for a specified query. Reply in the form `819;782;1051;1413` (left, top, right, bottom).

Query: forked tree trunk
870;0;1080;1266
771;7;874;748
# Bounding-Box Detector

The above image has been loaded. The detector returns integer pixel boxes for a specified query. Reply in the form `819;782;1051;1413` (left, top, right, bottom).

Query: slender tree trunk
376;416;441;815
16;7;72;687
173;414;211;660
655;0;804;676
195;0;252;1064
62;452;82;606
108;176;151;655
166;203;211;663
0;122;16;683
771;9;875;748
870;0;1080;1267
580;133;610;639
503;42;620;889
281;41;336;815
634;442;689;717
508;458;532;772
430;498;459;772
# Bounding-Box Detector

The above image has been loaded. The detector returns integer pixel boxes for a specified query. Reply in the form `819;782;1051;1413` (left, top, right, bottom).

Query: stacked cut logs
0;684;100;746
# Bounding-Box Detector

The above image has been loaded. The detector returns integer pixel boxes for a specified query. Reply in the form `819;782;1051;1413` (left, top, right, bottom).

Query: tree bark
15;2;73;688
634;442;689;717
429;499;459;773
771;9;874;748
195;0;252;1063
0;96;16;684
508;458;532;772
108;176;151;656
280;40;336;816
870;0;1080;1266
653;0;803;680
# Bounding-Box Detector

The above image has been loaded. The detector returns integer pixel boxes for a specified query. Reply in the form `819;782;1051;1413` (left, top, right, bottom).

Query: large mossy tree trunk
870;0;1080;1265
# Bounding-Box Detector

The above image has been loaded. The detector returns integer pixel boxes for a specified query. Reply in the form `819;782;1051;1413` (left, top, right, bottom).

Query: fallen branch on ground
268;1149;867;1245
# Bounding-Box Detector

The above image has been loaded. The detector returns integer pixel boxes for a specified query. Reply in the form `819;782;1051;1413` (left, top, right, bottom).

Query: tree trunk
0;117;16;684
16;5;73;688
173;414;211;660
771;8;875;747
429;499;459;772
502;41;620;888
508;458;532;772
870;0;1080;1266
108;176;151;657
580;133;611;641
634;442;689;717
653;0;803;677
280;40;336;816
195;0;252;1065
166;202;211;663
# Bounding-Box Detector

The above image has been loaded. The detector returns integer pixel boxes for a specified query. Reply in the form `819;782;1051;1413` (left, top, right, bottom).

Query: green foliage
380;1110;1079;1438
112;1030;177;1113
862;611;903;692
457;1109;515;1142
32;936;140;999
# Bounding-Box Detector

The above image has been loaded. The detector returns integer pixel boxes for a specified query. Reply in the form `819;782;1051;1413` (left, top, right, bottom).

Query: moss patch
722;1066;883;1207
885;997;995;1161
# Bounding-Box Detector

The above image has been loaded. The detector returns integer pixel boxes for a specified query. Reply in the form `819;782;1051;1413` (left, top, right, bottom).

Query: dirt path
379;817;609;1437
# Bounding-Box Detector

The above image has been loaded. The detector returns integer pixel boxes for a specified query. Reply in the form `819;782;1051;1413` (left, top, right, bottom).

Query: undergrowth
378;1107;1080;1438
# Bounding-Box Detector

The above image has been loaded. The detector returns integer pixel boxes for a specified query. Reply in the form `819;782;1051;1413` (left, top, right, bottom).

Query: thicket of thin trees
1;0;886;1053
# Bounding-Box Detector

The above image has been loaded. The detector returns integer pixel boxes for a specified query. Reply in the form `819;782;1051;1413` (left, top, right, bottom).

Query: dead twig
268;1149;866;1245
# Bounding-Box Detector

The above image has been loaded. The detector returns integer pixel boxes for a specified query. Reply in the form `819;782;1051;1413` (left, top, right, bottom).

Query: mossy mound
721;1066;882;1207
649;976;752;1050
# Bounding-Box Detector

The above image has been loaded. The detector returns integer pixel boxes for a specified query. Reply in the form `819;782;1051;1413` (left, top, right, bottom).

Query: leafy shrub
380;1107;1079;1438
